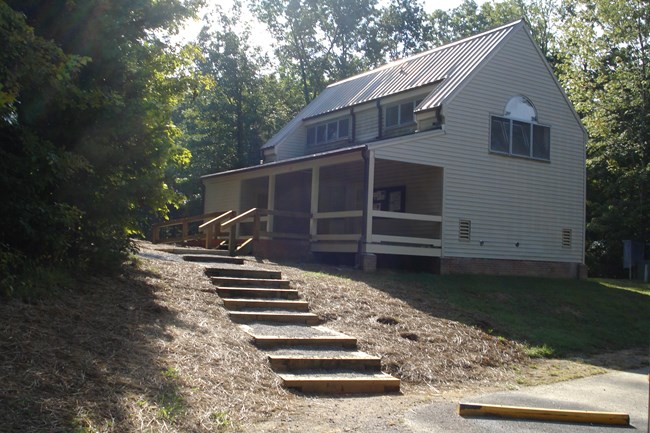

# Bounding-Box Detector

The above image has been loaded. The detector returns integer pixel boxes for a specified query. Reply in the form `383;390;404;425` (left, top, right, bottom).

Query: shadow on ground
0;265;194;432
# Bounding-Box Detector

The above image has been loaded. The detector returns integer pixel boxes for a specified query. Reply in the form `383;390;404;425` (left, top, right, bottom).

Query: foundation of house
356;253;377;272
440;257;588;279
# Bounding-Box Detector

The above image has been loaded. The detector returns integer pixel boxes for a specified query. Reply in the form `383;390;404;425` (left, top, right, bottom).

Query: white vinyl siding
203;178;241;214
275;125;308;160
373;27;585;263
355;103;378;143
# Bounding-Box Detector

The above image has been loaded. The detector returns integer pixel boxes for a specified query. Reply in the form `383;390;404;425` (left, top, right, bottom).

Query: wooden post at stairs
229;224;237;256
253;211;260;240
204;224;213;249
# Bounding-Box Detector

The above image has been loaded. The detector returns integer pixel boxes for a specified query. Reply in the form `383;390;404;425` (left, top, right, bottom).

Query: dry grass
1;241;592;432
259;263;527;389
0;245;290;432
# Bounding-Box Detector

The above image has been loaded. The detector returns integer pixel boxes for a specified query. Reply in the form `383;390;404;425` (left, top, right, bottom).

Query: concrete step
182;255;244;264
241;324;357;349
222;298;310;311
205;267;282;280
268;350;381;372
277;372;400;394
229;311;321;325
216;287;300;300
211;276;290;289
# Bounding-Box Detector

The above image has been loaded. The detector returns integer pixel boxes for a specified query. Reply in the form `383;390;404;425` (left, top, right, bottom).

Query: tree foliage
366;0;433;63
429;0;557;57
557;0;650;275
250;0;379;103
171;2;301;215
0;0;198;295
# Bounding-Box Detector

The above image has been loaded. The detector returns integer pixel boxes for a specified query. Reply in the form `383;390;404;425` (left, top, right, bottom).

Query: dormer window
490;96;550;161
385;99;422;128
306;117;350;145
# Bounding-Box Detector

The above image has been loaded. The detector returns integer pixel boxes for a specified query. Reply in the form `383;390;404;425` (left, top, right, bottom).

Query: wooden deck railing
220;208;261;256
198;210;235;249
152;211;226;245
151;208;311;255
153;208;440;256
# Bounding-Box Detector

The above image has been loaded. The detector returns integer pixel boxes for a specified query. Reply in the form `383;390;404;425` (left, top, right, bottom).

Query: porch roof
201;144;366;180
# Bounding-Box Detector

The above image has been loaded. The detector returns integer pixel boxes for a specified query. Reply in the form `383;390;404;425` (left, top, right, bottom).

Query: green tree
172;2;300;215
250;0;378;104
1;0;198;295
556;0;650;275
366;0;433;63
429;0;557;58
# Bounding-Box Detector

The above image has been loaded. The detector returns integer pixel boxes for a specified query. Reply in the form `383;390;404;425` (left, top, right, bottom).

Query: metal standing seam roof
262;20;524;150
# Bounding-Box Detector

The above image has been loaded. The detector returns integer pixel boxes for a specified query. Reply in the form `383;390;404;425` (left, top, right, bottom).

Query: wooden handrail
152;211;225;231
198;210;235;230
152;211;227;244
200;210;236;249
221;207;262;230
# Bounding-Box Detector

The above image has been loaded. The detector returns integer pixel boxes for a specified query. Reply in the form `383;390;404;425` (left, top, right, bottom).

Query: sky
178;0;490;47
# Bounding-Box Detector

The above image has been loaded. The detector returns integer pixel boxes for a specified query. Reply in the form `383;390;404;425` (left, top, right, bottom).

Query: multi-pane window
385;100;422;128
490;116;550;160
306;117;350;145
490;96;550;160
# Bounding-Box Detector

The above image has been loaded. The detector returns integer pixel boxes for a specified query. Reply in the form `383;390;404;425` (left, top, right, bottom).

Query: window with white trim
306;117;350;146
385;99;422;128
490;96;550;160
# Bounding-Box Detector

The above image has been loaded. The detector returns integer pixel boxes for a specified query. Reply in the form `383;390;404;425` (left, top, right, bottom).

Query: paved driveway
405;369;649;433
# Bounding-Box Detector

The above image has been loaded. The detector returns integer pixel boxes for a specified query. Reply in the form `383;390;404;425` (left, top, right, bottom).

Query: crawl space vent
459;219;471;242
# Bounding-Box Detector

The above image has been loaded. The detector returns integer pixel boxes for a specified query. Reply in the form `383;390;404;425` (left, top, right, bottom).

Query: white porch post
309;166;320;238
364;150;375;249
267;174;276;233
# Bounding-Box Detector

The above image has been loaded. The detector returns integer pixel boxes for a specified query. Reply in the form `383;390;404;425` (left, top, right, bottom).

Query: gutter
201;145;367;181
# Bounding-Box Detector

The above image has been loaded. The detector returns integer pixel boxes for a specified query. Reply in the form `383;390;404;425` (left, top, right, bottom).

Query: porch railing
370;210;441;247
152;208;441;256
151;211;227;245
198;210;235;249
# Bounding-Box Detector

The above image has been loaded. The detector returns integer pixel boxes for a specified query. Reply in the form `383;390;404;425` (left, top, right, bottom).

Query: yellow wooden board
458;402;630;426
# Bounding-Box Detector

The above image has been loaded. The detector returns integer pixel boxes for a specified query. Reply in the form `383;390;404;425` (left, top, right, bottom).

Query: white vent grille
562;229;572;248
459;219;471;242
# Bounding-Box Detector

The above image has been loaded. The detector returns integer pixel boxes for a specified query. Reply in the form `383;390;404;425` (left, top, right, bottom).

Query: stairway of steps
181;252;400;394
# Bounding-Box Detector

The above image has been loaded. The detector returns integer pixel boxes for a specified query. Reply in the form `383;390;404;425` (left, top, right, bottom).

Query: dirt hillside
0;241;612;432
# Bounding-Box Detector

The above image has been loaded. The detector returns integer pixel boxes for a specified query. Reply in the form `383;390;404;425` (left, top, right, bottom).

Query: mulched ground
0;241;614;432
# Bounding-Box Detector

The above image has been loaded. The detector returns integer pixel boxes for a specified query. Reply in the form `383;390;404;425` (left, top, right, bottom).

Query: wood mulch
0;241;620;432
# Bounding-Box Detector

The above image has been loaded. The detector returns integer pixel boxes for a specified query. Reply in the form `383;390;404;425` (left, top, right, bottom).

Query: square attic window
306;117;350;145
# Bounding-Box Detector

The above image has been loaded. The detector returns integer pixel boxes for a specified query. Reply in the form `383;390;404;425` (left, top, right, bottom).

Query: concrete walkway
406;369;649;433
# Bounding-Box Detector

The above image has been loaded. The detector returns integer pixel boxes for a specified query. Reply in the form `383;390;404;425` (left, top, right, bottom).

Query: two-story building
201;20;587;278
